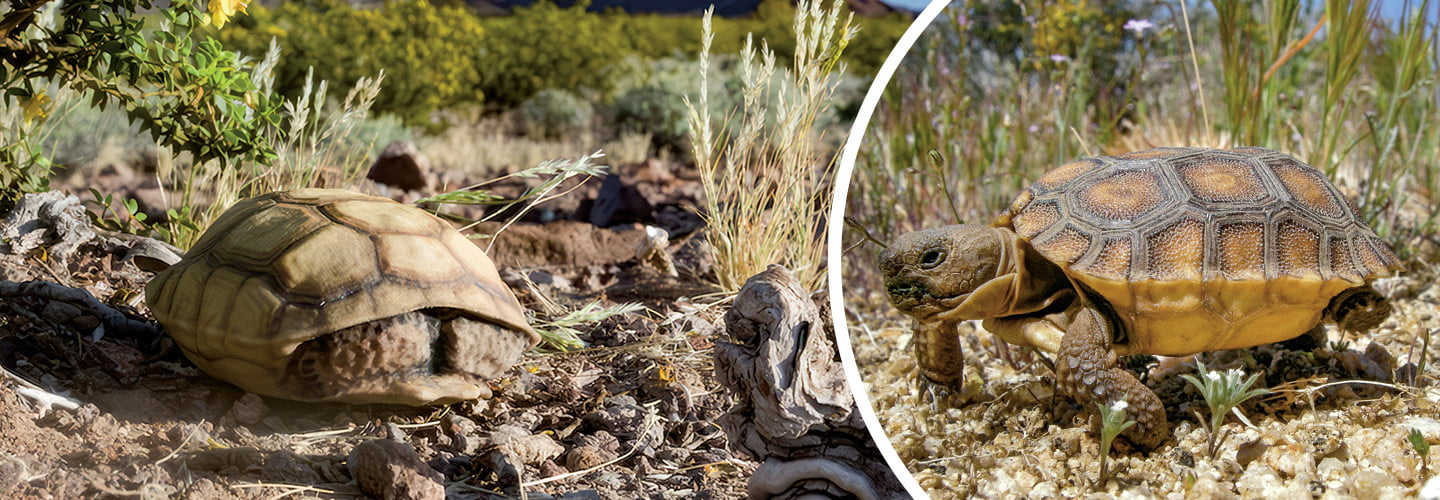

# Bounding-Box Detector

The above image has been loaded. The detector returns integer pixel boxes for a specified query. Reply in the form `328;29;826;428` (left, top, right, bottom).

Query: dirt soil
848;261;1440;499
0;159;751;499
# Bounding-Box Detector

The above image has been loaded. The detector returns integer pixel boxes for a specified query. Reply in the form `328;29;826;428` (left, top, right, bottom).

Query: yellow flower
20;91;50;125
208;0;250;29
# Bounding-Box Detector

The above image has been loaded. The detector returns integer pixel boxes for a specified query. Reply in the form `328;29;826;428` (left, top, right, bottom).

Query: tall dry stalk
161;40;387;249
685;0;856;293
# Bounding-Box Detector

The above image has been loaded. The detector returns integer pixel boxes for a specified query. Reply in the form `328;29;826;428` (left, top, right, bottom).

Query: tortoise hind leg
1058;306;1168;449
1327;286;1391;333
1279;324;1328;351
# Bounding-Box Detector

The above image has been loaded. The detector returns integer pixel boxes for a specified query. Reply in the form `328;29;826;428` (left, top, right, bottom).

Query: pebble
565;445;617;471
440;415;479;454
1420;474;1440;500
502;432;565;465
348;439;444;500
1406;417;1440;444
382;422;406;441
227;394;268;425
0;453;27;492
1346;467;1401;499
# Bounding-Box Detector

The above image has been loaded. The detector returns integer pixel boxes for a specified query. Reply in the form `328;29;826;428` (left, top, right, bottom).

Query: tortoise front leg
913;319;965;389
1058;306;1168;449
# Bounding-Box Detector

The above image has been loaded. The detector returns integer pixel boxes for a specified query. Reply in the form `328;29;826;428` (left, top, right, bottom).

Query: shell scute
212;203;329;267
272;224;380;300
1073;168;1170;223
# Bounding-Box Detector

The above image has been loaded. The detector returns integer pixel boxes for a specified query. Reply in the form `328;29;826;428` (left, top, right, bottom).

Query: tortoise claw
1058;307;1170;450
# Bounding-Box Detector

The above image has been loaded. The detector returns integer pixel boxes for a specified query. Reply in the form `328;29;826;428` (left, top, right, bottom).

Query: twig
520;414;657;487
155;419;208;465
1179;1;1213;144
1250;15;1327;102
231;482;346;500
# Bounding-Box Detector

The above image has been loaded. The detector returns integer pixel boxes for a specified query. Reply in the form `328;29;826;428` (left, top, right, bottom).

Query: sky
878;0;933;13
1373;0;1440;25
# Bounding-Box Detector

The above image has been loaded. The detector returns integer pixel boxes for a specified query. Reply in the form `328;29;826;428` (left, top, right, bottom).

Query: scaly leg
1058;306;1168;449
914;319;964;389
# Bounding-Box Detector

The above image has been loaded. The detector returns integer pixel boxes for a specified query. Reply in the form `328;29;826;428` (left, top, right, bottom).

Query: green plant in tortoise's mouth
875;147;1401;450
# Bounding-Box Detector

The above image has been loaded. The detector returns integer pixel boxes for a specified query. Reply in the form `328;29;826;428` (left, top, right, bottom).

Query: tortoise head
879;224;1017;321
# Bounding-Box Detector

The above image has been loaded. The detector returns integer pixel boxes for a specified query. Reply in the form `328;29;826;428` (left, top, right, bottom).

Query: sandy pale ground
848;263;1440;499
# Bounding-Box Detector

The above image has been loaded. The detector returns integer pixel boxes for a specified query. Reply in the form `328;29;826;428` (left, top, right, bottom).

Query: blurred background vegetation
216;0;909;127
1;0;912;253
845;0;1440;311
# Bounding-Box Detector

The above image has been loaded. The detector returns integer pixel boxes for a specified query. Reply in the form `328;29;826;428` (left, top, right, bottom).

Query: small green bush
1;0;283;207
219;0;485;127
218;0;909;120
477;1;631;107
518;89;595;138
614;85;691;153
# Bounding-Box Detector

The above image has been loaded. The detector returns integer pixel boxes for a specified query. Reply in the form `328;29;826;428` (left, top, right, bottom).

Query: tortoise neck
938;227;1073;321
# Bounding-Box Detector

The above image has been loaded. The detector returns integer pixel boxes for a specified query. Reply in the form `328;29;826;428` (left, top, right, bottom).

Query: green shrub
618;0;907;78
0;0;282;208
614;85;691;153
219;0;485;127
518;89;594;138
218;0;909;119
477;1;631;107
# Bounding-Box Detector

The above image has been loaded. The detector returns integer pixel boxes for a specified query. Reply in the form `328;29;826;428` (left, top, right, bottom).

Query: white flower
1049;54;1069;63
1111;400;1129;412
1206;370;1221;381
1124;19;1155;36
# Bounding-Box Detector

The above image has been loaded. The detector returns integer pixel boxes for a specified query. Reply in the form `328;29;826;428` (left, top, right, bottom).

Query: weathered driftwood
0;191;183;272
0;191;95;265
715;265;903;499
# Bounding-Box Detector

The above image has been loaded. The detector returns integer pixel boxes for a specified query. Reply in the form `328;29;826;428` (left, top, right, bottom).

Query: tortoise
879;147;1401;448
146;189;538;405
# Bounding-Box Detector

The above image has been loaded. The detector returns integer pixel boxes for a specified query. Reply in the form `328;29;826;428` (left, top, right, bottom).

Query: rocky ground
848;260;1440;499
0;149;753;499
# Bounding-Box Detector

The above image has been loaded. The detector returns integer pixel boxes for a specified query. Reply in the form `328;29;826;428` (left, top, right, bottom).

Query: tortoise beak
885;276;935;312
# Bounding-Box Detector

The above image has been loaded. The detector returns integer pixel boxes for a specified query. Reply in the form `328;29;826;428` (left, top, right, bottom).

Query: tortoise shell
146;189;538;405
993;147;1401;355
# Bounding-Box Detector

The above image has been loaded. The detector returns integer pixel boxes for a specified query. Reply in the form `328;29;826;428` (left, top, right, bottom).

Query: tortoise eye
920;248;946;269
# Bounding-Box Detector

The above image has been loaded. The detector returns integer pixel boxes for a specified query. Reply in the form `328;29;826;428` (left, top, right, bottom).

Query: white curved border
828;2;951;498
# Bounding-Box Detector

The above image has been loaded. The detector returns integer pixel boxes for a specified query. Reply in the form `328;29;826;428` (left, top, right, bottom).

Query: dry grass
687;0;857;293
842;1;1440;497
419;116;652;180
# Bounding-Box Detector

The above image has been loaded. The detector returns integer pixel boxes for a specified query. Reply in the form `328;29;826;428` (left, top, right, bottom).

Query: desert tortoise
146;189;538;405
879;147;1401;448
